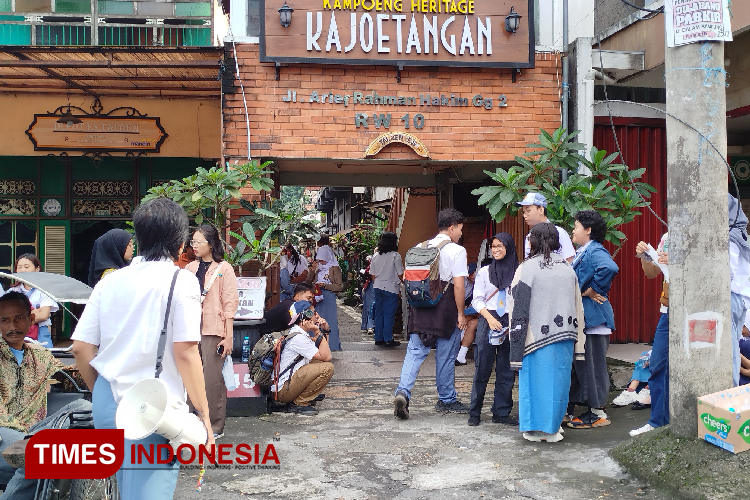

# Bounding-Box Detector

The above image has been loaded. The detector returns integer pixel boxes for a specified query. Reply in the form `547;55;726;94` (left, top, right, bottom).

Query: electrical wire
619;0;664;14
594;36;742;228
226;23;252;160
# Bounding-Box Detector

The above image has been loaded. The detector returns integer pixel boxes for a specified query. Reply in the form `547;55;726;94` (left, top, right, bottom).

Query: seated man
0;292;90;499
261;284;329;335
272;301;333;416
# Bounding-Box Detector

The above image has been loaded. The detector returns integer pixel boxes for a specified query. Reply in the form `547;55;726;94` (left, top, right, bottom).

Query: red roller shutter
594;117;667;343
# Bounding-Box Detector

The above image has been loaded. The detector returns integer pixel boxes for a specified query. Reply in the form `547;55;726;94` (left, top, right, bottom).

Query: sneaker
492;415;519;425
629;423;655;437
631;401;651;411
523;431;564;443
313;393;326;402
435;400;470;414
455;359;467;366
213;432;224;440
394;391;410;420
467;416;480;426
269;400;290;413
289;403;319;416
612;390;639;407
567;410;611;429
375;341;386;346
636;388;651;404
384;340;401;347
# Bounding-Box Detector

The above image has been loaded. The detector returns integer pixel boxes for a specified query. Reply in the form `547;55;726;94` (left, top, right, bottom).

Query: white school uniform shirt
7;284;58;328
524;221;576;261
370;251;404;295
72;256;202;403
286;257;308;278
471;266;509;314
729;241;750;299
426;234;469;283
272;325;319;392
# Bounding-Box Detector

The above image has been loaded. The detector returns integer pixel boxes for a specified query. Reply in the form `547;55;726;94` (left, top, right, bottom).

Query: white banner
665;0;733;47
235;277;266;320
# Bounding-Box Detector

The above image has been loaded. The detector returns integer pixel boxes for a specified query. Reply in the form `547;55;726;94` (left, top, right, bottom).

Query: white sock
457;346;468;363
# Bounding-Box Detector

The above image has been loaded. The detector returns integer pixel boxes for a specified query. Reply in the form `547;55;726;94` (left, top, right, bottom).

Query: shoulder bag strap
201;262;224;303
155;269;181;379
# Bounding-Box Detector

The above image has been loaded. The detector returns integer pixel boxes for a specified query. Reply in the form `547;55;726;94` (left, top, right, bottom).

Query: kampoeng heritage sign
26;101;168;153
260;0;534;68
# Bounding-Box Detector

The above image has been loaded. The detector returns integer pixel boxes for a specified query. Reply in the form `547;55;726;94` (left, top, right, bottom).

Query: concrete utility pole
666;40;732;437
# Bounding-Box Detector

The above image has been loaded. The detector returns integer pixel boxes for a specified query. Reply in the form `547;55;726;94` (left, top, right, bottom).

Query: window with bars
0;0;213;46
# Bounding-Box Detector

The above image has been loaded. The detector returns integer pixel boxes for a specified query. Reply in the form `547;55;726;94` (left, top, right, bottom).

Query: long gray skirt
569;333;610;409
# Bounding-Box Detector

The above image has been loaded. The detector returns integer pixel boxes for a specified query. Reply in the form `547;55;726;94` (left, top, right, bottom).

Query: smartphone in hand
216;344;224;356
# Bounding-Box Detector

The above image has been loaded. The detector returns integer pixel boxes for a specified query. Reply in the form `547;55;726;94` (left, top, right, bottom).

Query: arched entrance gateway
222;0;560;277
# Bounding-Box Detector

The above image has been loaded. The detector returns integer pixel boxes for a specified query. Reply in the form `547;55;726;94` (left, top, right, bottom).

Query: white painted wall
536;0;595;51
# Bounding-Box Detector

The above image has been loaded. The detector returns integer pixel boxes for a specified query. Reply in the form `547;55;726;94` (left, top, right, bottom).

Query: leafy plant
238;197;320;247
142;159;274;234
472;127;655;248
226;222;282;276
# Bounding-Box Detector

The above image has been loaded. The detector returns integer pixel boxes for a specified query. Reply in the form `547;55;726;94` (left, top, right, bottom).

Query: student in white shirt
516;192;576;263
71;198;213;500
8;254;58;348
272;300;333;416
394;208;470;420
467;232;520;426
369;232;404;348
280;244;309;300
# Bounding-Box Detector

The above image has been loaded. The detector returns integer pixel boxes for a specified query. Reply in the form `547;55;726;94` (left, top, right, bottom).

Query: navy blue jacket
572;241;619;330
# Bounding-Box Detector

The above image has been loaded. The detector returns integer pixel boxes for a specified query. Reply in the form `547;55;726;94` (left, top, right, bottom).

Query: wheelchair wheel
68;476;118;500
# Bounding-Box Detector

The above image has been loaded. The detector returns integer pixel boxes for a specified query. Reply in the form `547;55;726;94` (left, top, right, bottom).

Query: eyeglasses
190;239;207;246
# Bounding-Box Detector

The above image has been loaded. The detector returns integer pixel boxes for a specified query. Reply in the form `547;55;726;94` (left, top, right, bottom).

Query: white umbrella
0;272;92;304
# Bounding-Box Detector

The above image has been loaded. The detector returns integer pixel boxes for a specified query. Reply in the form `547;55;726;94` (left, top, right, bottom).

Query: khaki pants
195;334;227;435
275;360;334;406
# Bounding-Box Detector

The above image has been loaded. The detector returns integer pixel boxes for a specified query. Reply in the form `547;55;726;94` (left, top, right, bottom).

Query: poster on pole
665;0;733;47
235;277;266;320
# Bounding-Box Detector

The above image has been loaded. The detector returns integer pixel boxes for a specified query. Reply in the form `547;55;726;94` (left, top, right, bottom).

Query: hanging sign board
236;277;267;320
260;0;534;68
665;0;732;47
26;115;167;152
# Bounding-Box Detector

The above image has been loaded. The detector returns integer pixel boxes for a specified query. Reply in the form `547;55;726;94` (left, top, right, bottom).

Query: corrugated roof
0;46;223;99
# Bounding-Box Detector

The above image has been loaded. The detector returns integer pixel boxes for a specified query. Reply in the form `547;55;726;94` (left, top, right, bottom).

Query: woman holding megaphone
72;198;215;500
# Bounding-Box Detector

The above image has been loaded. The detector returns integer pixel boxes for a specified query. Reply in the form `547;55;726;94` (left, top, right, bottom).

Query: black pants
469;312;515;419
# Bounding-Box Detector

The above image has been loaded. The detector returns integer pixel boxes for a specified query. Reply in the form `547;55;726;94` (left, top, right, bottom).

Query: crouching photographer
272;301;334;416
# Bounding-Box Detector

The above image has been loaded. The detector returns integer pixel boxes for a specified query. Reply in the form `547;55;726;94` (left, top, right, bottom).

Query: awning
0;46;223;99
0;272;92;304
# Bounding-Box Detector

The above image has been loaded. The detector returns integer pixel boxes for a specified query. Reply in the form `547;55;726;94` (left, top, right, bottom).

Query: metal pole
666;40;731;436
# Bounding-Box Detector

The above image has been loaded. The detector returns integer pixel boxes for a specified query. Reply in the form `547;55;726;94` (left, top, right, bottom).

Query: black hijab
88;229;132;287
488;232;519;290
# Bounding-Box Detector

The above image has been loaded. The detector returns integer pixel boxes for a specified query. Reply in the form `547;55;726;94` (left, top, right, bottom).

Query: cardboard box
697;385;750;454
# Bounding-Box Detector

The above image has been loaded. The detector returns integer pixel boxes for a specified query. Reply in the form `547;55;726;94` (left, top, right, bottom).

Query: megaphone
116;378;207;451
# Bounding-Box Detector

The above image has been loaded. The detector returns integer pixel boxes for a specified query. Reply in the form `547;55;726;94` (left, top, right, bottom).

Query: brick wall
223;45;561;163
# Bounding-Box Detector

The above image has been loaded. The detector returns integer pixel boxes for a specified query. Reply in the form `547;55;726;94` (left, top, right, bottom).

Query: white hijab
315;245;338;284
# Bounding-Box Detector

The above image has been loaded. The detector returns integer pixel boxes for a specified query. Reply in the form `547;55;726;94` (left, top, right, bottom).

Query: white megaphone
116;378;207;451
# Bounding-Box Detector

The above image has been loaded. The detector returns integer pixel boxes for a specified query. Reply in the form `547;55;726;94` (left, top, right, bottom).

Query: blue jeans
280;268;294;301
37;325;52;348
373;288;399;342
0;399;91;499
395;327;462;403
731;292;747;387
92;377;179;500
648;313;669;428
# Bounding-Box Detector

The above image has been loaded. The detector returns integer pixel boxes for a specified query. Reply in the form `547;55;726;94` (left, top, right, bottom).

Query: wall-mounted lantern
278;1;293;29
505;6;522;34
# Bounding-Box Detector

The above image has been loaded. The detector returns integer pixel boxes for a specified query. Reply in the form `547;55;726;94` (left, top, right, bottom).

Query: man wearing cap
516;192;576;263
271;300;334;416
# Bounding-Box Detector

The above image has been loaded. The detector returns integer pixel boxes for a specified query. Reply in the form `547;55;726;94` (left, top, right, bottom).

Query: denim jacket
572;241;619;330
